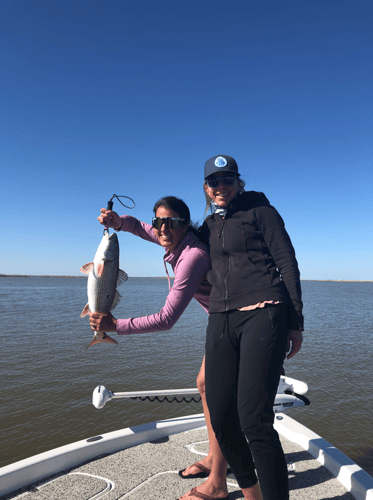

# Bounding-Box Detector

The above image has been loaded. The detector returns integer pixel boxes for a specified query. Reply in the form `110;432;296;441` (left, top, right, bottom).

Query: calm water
1;278;373;477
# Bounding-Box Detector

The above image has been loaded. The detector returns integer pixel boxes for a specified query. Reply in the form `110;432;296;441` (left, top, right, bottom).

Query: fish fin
80;303;91;317
110;290;121;311
86;332;118;349
97;263;105;277
117;269;128;286
80;262;94;274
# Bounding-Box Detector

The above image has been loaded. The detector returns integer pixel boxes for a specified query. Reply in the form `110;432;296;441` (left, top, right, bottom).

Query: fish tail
86;332;118;350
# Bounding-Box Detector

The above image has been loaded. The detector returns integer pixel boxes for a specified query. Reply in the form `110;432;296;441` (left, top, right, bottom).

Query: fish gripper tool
104;194;136;233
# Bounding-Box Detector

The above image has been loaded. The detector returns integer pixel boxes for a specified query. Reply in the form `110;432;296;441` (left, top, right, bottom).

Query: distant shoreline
0;275;372;282
0;274;86;279
0;274;170;279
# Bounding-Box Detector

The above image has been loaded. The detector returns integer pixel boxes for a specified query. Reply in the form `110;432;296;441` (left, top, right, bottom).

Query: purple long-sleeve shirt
115;216;211;335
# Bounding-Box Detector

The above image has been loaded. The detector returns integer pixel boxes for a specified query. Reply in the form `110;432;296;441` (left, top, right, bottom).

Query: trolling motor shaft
92;381;310;412
92;385;200;409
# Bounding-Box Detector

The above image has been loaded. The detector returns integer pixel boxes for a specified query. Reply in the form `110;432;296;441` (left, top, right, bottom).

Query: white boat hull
0;413;205;497
1;413;373;499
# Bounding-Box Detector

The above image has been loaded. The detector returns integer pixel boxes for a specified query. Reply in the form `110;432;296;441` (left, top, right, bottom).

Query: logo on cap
214;156;227;168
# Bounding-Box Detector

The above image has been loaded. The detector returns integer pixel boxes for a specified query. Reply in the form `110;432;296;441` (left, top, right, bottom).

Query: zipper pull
218;218;225;237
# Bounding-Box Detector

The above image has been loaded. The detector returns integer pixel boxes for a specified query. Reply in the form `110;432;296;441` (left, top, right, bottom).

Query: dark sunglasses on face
152;217;186;229
206;176;237;188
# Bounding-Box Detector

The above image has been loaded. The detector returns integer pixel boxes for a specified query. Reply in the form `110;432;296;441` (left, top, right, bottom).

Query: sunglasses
206;176;237;188
152;217;186;229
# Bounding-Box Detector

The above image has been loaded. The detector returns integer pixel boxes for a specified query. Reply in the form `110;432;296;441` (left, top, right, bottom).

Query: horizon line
1;274;372;283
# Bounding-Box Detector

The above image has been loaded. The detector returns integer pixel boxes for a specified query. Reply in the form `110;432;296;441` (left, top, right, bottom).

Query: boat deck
2;425;357;500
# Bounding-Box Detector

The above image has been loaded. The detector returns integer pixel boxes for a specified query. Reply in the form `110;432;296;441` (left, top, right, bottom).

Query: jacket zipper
219;217;230;314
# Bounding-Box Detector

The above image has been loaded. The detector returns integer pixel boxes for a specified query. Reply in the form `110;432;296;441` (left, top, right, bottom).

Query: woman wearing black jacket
199;155;303;500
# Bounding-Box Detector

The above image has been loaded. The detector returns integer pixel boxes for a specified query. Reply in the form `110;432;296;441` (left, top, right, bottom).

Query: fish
80;232;128;349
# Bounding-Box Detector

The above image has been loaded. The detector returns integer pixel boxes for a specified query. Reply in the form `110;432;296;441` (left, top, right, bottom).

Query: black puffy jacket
200;191;303;331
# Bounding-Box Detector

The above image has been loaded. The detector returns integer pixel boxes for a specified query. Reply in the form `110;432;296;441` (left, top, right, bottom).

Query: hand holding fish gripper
104;194;135;233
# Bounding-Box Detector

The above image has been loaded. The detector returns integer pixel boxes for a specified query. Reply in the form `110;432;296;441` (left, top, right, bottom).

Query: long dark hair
153;196;200;236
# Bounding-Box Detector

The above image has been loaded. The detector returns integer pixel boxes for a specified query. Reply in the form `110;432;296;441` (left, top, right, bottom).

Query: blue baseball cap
204;155;239;180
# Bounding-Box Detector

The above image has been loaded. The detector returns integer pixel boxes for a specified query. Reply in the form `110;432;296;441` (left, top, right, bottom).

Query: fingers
97;208;112;226
97;208;121;229
286;330;303;360
287;341;301;359
89;312;104;330
88;312;116;332
89;312;101;319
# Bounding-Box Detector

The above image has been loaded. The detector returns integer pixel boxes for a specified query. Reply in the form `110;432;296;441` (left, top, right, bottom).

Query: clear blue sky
1;0;372;280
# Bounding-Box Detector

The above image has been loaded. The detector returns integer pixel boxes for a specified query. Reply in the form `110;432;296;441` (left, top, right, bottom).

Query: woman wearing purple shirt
90;196;211;334
90;196;227;493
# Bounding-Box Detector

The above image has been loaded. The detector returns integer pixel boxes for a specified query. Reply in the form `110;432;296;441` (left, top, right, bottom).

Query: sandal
178;486;229;499
178;462;211;479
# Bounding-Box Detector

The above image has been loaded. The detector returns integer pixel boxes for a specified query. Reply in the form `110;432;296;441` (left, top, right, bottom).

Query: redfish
80;232;128;348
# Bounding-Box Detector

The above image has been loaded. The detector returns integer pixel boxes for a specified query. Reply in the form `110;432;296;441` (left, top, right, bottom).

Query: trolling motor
92;376;311;411
104;194;136;233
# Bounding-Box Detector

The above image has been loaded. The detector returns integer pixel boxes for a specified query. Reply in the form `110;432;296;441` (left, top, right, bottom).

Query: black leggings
205;304;289;500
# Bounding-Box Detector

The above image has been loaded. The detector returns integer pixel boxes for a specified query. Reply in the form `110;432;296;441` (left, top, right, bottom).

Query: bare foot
179;479;229;500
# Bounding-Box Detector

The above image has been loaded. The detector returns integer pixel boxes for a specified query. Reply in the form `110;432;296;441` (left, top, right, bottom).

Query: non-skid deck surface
3;427;355;500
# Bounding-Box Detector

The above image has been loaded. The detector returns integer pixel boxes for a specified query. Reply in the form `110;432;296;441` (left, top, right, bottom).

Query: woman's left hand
287;330;303;359
89;312;117;332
